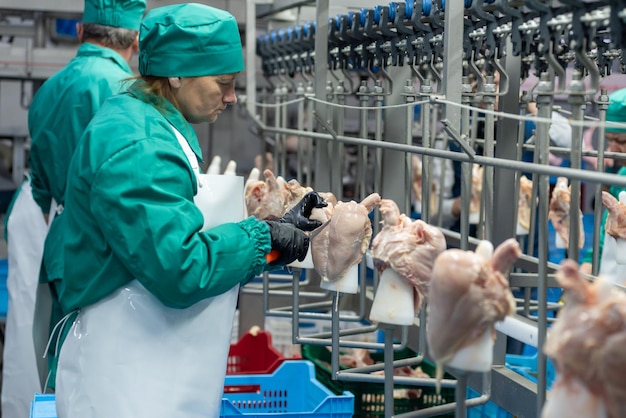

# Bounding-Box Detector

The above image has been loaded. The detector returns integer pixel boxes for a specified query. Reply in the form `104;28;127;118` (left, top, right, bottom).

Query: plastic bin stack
302;344;455;417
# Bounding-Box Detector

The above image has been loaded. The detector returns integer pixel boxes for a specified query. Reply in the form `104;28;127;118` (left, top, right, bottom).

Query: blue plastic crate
466;389;512;418
31;363;354;418
221;360;354;417
506;348;556;390
0;258;8;318
30;394;57;418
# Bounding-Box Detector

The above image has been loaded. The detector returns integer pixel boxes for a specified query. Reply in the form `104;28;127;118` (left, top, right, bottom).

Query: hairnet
83;0;146;31
138;3;244;77
607;88;626;133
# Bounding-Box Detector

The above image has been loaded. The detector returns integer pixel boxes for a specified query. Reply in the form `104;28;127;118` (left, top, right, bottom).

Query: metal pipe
455;372;468;418
592;90;609;275
337;371;457;388
482;75;497;242
384;325;395;417
252;121;626;187
420;81;433;222
534;72;554;413
567;71;586;262
357;81;370;200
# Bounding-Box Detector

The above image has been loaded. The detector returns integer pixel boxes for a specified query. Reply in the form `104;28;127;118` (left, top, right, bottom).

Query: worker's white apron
1;176;48;418
55;126;244;418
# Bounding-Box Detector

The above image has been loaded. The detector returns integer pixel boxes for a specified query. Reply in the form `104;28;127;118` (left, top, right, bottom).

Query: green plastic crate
302;345;455;417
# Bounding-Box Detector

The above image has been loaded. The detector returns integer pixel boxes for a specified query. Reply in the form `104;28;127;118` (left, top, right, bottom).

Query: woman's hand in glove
265;221;310;266
280;191;328;231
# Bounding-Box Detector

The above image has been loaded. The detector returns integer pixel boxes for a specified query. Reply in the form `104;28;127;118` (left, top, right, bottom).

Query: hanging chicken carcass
602;191;626;240
518;175;533;231
542;260;626;418
427;239;519;379
470;164;483;216
371;199;446;313
244;168;290;220
311;193;381;282
548;177;584;249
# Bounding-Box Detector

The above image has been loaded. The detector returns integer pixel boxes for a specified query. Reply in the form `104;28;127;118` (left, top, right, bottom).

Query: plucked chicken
311;193;381;282
518;175;533;231
244;168;290;220
542;260;626;418
371;199;447;312
427;239;519;368
548;176;584;248
412;155;423;201
411;155;439;216
602;191;626;239
284;179;313;212
470;164;483;215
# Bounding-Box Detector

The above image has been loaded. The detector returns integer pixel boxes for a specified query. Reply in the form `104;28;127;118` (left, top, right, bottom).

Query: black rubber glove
280;191;328;232
265;221;310;266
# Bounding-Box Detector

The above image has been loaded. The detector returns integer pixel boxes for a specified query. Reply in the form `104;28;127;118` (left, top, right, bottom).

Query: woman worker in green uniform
53;4;324;417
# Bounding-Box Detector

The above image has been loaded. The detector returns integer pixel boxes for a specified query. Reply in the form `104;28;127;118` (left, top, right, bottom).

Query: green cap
138;3;244;77
83;0;146;31
607;88;626;133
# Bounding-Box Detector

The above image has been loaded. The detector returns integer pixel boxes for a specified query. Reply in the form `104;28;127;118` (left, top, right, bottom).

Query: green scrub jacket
58;80;271;314
24;43;134;389
29;42;134;215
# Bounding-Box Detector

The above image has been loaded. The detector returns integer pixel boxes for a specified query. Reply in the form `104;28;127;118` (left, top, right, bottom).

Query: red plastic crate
227;330;300;375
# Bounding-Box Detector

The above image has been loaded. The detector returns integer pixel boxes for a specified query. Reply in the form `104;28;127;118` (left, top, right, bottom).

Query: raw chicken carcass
411;155;439;216
338;348;374;368
311;193;381;282
548;177;584;249
518;175;533;231
426;239;519;367
602;191;626;239
284;179;313;212
542;260;626;418
244;169;290;220
412;155;423;201
371;199;447;311
470;164;483;214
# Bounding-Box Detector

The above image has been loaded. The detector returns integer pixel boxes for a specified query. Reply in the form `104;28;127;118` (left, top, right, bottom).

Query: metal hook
428;56;442;85
411;64;425;84
490;50;509;98
545;39;566;93
468;49;485;94
575;38;600;96
379;66;394;95
300;65;312;84
276;70;296;94
340;67;355;94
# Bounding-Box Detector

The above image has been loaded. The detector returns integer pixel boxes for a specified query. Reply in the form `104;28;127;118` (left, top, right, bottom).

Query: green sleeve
28;64;125;212
90;139;271;308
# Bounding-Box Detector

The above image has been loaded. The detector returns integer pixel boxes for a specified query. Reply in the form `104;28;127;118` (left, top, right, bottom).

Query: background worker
580;87;626;278
1;0;146;412
53;4;324;417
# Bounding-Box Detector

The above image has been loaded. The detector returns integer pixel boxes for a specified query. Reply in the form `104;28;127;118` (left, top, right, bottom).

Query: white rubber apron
1;177;48;418
55;126;245;418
